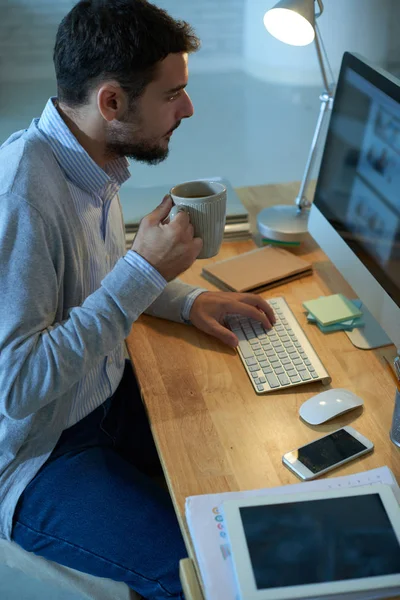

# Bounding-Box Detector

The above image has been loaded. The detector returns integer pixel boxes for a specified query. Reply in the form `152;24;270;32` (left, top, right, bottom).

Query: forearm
0;254;165;420
144;279;207;323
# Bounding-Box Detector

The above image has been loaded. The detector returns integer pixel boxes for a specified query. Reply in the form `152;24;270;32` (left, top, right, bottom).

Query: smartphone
282;426;374;480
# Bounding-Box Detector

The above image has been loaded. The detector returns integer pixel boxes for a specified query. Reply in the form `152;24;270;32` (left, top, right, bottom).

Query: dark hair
54;0;200;107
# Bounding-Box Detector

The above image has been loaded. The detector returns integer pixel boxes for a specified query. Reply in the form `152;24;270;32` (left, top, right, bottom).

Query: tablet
222;484;400;600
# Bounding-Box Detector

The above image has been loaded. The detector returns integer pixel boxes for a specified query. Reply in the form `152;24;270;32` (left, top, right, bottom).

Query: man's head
54;0;200;164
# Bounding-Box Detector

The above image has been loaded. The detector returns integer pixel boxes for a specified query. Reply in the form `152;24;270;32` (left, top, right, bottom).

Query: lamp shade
264;0;316;46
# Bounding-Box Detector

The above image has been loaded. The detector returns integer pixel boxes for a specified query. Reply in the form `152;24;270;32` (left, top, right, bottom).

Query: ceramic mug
170;180;227;259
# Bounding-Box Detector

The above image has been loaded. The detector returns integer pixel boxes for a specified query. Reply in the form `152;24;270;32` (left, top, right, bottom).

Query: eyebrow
165;83;187;95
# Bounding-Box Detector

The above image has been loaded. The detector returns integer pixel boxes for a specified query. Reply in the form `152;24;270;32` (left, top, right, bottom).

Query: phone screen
296;429;368;474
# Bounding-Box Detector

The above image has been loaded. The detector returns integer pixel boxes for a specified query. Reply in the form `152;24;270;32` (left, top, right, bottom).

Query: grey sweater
0;120;201;540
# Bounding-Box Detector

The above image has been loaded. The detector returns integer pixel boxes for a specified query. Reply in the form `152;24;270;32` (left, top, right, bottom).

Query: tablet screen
239;493;400;590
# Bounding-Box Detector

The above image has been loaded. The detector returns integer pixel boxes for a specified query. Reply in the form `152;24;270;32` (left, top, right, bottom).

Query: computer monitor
308;52;400;352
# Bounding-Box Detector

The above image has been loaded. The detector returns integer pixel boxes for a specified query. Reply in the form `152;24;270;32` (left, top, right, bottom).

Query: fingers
148;195;173;224
170;208;190;228
201;316;238;348
238;294;276;325
225;300;275;330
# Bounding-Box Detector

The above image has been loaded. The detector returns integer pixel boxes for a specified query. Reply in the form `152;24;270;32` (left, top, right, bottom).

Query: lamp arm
295;17;334;210
315;0;324;17
294;93;332;209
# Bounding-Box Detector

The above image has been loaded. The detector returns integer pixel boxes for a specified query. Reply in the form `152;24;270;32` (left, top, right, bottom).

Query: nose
178;90;194;120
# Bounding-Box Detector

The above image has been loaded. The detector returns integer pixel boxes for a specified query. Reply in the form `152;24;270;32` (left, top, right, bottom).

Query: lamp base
256;204;310;244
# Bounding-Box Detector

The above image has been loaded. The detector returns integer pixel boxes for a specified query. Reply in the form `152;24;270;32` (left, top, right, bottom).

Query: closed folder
201;246;312;293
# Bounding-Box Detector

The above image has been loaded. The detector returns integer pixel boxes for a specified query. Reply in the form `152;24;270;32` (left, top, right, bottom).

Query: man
0;1;275;598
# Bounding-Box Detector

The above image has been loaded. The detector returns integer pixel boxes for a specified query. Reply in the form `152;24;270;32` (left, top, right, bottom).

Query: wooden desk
126;182;400;599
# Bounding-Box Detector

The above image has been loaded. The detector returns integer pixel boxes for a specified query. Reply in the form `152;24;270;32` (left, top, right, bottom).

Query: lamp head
264;0;320;46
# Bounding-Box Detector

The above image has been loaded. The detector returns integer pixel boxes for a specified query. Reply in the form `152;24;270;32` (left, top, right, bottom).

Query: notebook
201;246;312;293
303;294;363;326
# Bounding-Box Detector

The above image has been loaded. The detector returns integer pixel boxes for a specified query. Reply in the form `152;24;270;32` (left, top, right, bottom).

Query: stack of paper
303;294;365;333
185;467;400;600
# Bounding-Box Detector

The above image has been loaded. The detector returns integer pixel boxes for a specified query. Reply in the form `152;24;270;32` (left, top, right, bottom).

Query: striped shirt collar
38;97;131;195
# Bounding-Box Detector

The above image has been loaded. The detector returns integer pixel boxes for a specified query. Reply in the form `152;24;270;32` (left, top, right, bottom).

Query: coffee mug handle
170;204;189;220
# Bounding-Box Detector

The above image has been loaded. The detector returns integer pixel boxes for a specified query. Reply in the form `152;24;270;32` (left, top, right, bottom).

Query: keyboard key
257;385;265;391
277;352;287;359
259;376;266;383
278;373;290;386
245;357;258;366
269;356;280;363
284;363;294;372
311;372;319;379
293;358;303;366
251;372;258;379
266;373;280;388
239;341;253;359
254;349;264;356
296;365;307;372
265;349;275;357
290;375;301;383
274;345;284;353
281;357;291;365
300;371;312;381
249;365;259;372
262;366;273;374
304;359;312;366
259;360;269;368
287;369;297;377
274;366;284;375
235;331;246;341
280;335;290;343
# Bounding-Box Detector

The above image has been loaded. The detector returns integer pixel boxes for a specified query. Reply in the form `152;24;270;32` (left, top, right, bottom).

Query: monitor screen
313;53;400;309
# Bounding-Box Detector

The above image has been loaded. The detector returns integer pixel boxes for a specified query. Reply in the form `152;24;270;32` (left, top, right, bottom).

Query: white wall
0;0;245;82
0;0;75;81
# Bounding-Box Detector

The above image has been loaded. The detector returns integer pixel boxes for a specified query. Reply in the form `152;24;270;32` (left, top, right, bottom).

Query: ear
97;83;128;122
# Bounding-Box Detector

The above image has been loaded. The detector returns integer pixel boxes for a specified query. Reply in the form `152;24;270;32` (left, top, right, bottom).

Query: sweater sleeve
0;194;166;420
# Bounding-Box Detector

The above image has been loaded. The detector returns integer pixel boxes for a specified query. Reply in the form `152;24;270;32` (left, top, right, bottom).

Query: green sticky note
303;294;363;326
314;317;365;333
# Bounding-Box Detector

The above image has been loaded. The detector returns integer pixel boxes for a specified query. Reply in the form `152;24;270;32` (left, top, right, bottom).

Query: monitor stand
345;302;393;350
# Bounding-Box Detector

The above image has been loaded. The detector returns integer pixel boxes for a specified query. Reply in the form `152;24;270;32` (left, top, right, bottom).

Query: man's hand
132;195;203;281
189;291;276;347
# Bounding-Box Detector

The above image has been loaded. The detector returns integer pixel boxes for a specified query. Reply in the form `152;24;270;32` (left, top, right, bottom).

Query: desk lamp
257;0;335;244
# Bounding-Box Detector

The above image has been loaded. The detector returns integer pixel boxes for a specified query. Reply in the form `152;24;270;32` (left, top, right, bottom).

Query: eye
167;91;181;102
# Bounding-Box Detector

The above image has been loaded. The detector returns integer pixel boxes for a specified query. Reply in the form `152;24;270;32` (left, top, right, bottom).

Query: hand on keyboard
189;292;276;348
226;297;331;393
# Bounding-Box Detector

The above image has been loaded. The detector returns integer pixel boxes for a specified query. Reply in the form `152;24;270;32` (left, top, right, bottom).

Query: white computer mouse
299;388;364;425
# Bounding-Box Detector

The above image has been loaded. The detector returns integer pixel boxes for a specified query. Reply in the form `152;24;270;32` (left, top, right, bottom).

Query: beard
105;107;181;165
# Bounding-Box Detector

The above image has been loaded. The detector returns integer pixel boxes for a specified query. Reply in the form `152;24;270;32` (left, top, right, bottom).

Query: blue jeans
12;361;186;600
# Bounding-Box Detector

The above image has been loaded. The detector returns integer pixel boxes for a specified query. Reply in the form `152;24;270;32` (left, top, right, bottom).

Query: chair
0;539;140;600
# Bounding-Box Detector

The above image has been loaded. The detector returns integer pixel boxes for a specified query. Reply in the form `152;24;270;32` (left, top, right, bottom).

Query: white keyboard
226;297;331;394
